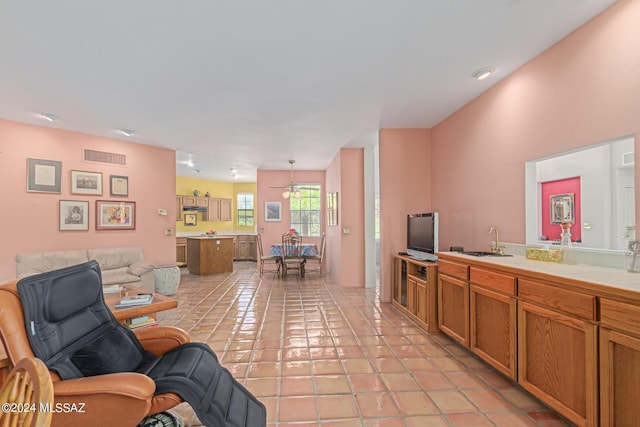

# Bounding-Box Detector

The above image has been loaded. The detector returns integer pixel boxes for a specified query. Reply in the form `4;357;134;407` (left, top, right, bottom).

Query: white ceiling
0;0;617;182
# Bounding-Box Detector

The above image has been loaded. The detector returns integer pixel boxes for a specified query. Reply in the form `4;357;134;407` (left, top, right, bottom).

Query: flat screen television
407;212;439;261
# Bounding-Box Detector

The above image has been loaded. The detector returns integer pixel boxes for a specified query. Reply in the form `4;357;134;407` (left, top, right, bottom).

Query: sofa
15;247;156;292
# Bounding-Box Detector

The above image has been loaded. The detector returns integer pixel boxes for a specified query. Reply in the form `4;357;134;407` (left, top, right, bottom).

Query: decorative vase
559;222;577;265
193;190;200;196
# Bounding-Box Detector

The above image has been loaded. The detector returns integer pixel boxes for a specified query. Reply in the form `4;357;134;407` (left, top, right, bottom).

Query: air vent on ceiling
83;149;126;166
622;152;634;166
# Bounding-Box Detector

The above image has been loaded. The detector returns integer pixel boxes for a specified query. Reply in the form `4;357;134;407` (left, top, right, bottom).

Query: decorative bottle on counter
625;240;640;273
559;221;577;265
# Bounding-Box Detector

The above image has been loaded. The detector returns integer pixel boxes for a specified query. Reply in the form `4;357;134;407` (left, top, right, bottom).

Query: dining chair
304;232;326;275
0;356;54;427
257;233;280;276
281;233;303;278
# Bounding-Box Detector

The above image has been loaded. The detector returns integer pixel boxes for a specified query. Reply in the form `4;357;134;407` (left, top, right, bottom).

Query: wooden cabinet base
187;237;234;275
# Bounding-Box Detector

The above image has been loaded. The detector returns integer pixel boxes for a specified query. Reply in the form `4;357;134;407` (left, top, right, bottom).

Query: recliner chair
0;261;265;427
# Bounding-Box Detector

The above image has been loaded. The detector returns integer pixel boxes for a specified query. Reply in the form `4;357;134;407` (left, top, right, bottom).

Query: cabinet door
415;279;427;324
600;328;640;427
207;198;221;221
196;197;209;207
176;196;183;221
247;236;257;261
470;285;516;380
219;198;232;221
437;274;469;347
182;196;196;206
517;301;598;427
176;238;187;265
407;277;417;316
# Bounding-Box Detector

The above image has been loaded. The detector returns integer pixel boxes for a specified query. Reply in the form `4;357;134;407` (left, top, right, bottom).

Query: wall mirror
525;135;635;251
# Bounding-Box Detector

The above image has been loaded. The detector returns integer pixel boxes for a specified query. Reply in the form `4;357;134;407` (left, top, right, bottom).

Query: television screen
407;212;438;261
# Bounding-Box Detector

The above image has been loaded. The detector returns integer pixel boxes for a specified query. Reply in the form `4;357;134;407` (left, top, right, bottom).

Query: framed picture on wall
109;175;129;197
96;200;136;230
184;213;197;226
265;201;281;221
59;200;89;231
71;170;103;195
26;158;62;193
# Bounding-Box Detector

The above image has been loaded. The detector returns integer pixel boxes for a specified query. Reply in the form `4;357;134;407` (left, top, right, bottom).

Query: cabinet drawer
438;259;469;280
518;279;596;320
600;298;640;336
470;267;516;296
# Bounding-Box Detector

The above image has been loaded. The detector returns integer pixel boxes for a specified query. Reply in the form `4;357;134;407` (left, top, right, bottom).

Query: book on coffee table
115;293;153;308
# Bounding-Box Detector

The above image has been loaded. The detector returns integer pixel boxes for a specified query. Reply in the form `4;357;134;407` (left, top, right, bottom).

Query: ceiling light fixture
118;129;135;137
282;189;301;199
471;66;495;80
230;168;238;174
39;113;57;122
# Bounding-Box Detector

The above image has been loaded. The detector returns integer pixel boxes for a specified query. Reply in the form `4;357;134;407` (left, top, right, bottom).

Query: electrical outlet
164;228;173;236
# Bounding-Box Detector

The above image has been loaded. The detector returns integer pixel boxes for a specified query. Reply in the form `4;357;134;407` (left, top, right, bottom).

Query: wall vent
83;149;126;166
622;152;634;166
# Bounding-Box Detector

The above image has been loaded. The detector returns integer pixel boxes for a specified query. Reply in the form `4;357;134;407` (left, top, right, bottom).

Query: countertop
437;252;640;299
177;231;256;237
186;235;236;240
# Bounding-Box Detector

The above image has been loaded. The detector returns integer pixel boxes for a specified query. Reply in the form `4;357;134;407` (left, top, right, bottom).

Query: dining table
269;243;319;277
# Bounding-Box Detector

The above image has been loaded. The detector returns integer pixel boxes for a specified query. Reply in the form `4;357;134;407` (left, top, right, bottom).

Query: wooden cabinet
469;265;517;380
187;237;234;275
599;298;640;427
182;196;208;207
234;235;257;261
176;196;183;221
437;259;469;347
176;237;187;266
207;198;232;221
391;255;438;333
517;279;598;427
436;252;640;427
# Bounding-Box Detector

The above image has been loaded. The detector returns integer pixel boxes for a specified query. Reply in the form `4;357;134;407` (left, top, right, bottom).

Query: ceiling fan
269;160;311;199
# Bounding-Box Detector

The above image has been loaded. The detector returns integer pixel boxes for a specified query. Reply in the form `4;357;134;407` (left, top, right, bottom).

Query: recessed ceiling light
186;161;194;168
118;129;135;137
230;168;238;174
39;113;57;122
471;66;495;80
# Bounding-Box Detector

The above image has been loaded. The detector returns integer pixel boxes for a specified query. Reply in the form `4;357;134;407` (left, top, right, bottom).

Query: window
290;184;321;237
237;193;254;227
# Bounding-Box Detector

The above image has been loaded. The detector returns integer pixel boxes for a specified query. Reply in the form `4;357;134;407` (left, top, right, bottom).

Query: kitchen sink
462;251;513;257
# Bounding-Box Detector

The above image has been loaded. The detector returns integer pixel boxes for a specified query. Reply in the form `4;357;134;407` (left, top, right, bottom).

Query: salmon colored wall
0;119;176;280
256;168;325;252
379;129;432;302
337;148;366;287
325;153;342;283
431;0;640;253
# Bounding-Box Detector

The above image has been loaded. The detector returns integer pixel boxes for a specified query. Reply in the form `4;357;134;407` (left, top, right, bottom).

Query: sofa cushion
88;247;144;271
16;250;88;278
128;261;156;277
101;268;142;286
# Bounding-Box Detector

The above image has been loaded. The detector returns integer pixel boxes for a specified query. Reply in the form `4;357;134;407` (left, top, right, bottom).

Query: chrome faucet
489;226;504;254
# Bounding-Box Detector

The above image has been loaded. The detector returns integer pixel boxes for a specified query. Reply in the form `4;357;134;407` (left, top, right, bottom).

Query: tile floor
156;262;573;427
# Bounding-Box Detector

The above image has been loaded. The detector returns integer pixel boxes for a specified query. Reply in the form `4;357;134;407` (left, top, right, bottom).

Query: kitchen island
187;236;235;275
